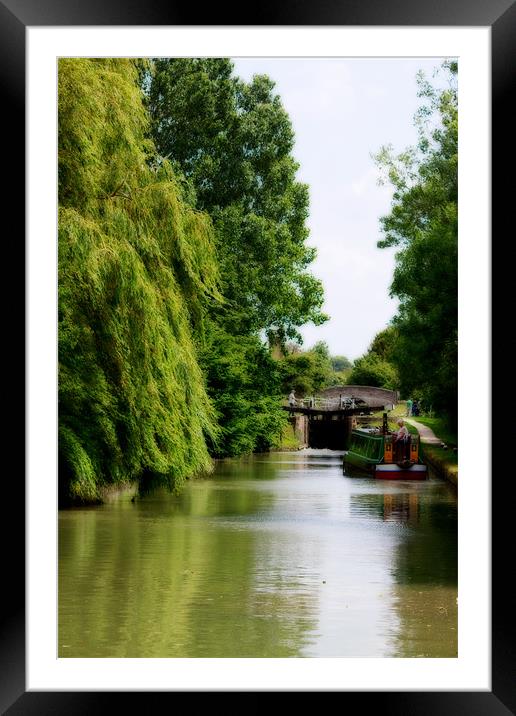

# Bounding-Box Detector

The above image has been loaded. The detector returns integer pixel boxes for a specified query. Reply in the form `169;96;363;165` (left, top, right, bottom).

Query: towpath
405;418;442;445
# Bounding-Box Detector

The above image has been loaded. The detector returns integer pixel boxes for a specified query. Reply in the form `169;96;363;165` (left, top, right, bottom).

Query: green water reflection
59;451;457;657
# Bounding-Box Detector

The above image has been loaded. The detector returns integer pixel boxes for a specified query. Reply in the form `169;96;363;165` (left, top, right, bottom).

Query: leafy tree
58;59;220;502
278;342;335;396
347;352;398;390
312;341;330;360
147;58;327;341
200;326;287;456
368;326;399;362
331;355;352;372
374;61;457;423
345;327;399;389
146;59;328;454
279;352;319;397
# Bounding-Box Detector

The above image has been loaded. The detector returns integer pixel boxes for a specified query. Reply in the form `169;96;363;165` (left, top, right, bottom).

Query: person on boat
394;419;410;460
394;419;409;441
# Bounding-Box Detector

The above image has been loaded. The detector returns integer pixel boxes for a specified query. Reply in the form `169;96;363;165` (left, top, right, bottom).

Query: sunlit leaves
374;61;458;421
58;59;221;501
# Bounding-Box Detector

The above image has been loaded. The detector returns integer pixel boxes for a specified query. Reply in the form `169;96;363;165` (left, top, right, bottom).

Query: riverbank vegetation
413;417;457;448
58;58;326;502
351;61;458;430
278;340;351;395
146;59;330;458
58;59;224;503
410;416;458;482
346;327;399;390
58;58;457;503
420;444;458;484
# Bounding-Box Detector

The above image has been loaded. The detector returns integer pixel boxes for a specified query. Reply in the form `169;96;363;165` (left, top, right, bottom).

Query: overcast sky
232;58;446;360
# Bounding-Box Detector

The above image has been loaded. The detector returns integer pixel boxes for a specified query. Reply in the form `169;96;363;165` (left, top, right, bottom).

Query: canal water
58;449;458;658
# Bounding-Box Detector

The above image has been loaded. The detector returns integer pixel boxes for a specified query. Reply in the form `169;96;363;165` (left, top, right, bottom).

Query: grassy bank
420;442;458;479
276;423;303;450
421;446;458;485
406;413;458;485
410;416;457;447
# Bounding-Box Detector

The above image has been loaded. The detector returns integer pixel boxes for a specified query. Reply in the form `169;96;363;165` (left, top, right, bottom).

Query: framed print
5;0;512;711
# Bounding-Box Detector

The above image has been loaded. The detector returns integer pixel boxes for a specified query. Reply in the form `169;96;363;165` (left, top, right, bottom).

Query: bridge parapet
294;396;360;410
282;403;385;416
285;387;396;412
319;385;397;409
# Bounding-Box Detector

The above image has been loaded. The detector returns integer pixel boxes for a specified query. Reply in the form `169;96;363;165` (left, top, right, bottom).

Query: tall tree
147;59;327;341
347;352;399;390
367;326;399;362
278;341;336;396
374;61;458;422
346;327;399;390
58;59;221;502
147;59;328;454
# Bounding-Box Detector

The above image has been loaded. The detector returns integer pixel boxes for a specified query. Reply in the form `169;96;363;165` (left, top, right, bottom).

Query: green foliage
277;423;303;450
346;327;399;389
347;352;399;390
276;341;356;396
373;61;458;424
331;355;352;372
147;58;327;341
146;58;328;455
278;341;335;396
58;59;221;502
331;369;353;385
413;417;457;447
199;325;287;456
367;326;399;362
59;57;332;484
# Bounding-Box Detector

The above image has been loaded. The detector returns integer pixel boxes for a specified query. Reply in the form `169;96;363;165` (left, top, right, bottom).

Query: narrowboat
343;416;427;480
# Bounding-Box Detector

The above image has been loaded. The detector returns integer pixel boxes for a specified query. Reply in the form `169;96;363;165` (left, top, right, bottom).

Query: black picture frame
5;0;512;711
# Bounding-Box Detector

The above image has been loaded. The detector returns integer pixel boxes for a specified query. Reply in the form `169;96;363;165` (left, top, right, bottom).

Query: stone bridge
286;385;398;450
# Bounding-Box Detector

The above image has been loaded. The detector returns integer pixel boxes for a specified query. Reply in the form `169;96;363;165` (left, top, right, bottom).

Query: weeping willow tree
58;59;221;503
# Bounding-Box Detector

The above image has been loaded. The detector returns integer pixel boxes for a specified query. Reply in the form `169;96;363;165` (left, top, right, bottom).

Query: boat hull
343;454;427;480
342;452;376;474
374;463;427;480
